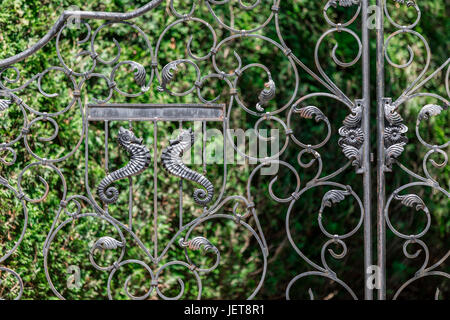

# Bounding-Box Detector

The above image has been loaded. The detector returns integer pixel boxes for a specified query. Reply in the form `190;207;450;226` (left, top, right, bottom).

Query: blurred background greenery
0;0;448;300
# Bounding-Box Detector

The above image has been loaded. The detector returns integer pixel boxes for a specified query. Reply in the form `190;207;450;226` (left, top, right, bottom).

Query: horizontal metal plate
88;103;226;122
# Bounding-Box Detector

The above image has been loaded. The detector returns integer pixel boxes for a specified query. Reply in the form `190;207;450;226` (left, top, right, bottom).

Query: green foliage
0;0;448;300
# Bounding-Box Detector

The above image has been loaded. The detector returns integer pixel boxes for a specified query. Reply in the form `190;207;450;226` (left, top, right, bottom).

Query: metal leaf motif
320;189;350;214
384;100;408;170
0;99;11;112
97;127;151;204
157;61;181;92
179;237;218;254
93;236;124;250
295;105;327;122
161;129;214;206
394;193;428;212
256;79;276;112
418;104;443;122
384;103;404;125
384;125;408;147
385;143;405;167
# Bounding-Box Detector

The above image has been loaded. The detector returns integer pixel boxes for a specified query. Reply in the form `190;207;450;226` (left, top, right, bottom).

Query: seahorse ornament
161;128;214;206
97;127;151;204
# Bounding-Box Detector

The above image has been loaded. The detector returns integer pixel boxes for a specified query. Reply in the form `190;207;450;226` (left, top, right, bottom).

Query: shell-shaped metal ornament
179;236;218;254
418;104;443;122
393;0;416;7
92;236;124;251
338;127;364;148
256;79;276;112
157;61;181;92
329;0;360;8
394;193;428;213
294;105;327;122
0;99;11;112
129;61;147;89
320;189;351;214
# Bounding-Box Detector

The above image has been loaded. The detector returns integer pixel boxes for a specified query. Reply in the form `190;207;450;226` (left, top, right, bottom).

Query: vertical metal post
361;0;373;300
376;0;387;300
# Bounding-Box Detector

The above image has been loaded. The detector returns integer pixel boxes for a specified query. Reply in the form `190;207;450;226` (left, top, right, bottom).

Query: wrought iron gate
0;0;448;300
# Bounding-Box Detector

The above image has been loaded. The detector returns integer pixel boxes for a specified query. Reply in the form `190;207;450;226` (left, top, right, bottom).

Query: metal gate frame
0;0;448;300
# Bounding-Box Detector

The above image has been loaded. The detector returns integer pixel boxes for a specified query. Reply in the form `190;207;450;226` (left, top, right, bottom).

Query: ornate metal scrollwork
161;128;214;206
338;100;364;172
179;237;219;254
256;78;276;112
97;127;151;204
92;236;125;251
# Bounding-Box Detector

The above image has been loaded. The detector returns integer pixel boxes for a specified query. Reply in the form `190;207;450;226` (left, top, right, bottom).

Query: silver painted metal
0;0;447;300
377;0;449;300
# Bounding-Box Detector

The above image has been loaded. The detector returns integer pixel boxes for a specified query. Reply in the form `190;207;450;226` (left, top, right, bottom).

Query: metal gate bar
0;0;447;300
